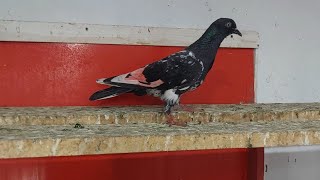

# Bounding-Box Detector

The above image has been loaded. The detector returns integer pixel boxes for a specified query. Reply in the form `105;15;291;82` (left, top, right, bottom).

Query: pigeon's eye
225;22;232;28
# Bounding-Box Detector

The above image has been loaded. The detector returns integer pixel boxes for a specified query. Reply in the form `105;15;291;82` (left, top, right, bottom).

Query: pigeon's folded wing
97;50;204;90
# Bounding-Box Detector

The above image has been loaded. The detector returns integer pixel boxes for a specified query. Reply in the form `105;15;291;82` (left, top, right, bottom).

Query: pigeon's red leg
164;104;187;126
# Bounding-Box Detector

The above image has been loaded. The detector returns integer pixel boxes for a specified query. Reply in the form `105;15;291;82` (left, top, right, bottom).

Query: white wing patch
111;74;131;83
199;61;204;71
94;94;119;100
188;51;196;59
96;78;120;87
179;86;190;91
96;78;106;85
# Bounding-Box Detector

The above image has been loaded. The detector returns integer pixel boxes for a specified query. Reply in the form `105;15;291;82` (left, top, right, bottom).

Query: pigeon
90;18;242;125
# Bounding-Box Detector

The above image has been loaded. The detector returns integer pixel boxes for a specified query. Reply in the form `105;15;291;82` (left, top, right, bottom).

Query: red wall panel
0;42;254;106
0;42;260;180
0;148;263;180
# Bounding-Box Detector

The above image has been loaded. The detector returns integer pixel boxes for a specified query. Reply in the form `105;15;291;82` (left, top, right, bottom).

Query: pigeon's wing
97;50;204;90
143;50;205;91
97;66;164;88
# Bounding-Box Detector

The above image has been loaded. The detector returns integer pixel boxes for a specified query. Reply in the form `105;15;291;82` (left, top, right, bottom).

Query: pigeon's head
211;18;242;37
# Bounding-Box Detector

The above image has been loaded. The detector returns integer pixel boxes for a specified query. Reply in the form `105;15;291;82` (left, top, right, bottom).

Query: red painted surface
0;42;260;180
0;148;264;180
0;42;254;106
248;148;265;180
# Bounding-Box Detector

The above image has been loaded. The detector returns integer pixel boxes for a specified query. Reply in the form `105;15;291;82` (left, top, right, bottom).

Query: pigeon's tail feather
89;86;132;101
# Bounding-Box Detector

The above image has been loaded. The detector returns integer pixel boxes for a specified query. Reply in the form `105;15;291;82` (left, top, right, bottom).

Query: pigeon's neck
186;28;228;71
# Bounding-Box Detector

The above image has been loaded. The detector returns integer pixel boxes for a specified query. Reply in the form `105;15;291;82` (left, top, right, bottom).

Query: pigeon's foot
165;114;187;127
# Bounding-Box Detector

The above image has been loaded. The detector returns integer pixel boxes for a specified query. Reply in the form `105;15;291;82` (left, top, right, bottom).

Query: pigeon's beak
233;28;242;37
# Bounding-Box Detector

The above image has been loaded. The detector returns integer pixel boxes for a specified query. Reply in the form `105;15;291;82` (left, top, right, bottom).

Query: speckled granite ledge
1;103;320;125
1;120;320;158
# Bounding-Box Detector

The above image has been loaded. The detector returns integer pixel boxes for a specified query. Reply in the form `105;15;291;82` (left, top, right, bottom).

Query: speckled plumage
90;18;242;117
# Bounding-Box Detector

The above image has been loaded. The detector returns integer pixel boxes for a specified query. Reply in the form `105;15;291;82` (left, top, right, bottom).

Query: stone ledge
1;120;320;158
1;103;320;125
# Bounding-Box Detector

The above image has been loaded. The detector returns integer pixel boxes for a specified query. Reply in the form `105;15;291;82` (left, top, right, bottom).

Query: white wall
265;146;320;180
1;0;320;103
1;1;320;179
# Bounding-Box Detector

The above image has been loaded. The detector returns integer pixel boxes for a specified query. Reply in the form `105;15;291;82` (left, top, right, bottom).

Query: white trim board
0;20;259;48
265;145;320;154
